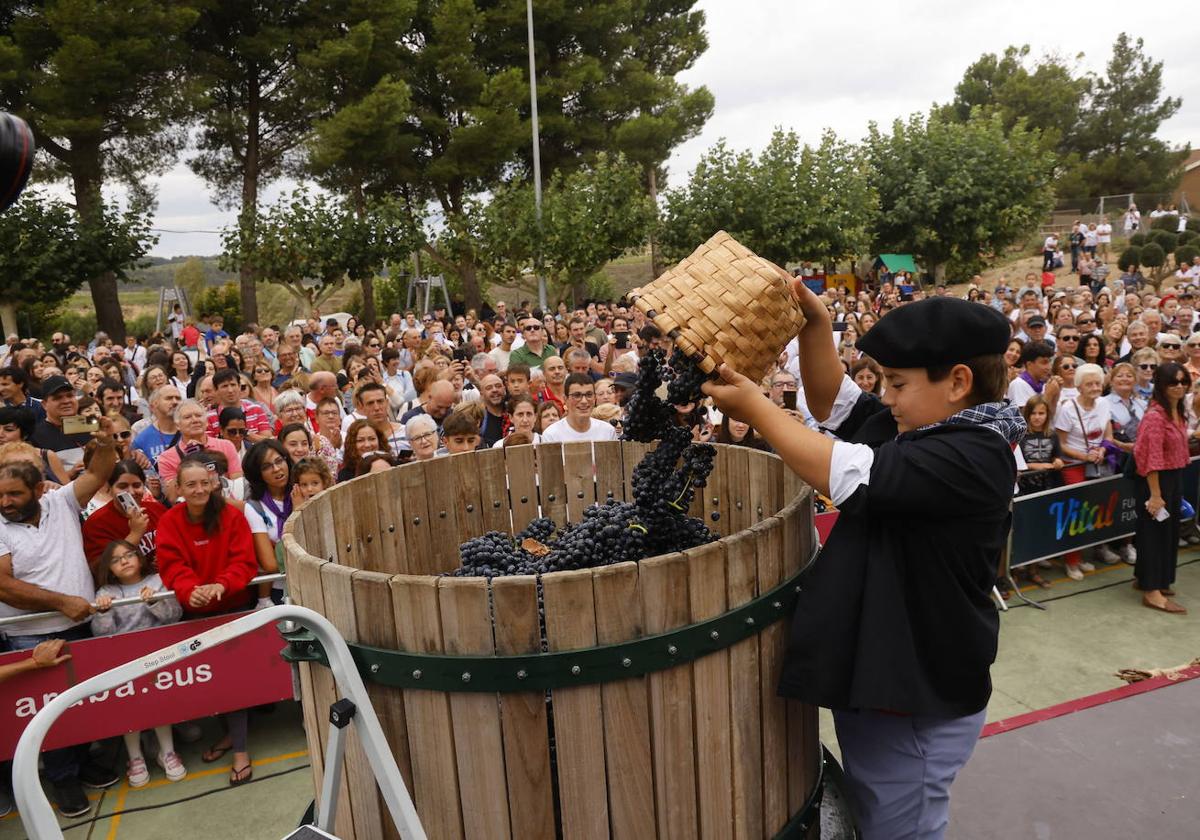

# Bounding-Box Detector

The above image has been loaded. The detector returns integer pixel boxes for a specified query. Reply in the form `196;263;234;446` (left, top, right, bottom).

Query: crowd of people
0;241;1196;815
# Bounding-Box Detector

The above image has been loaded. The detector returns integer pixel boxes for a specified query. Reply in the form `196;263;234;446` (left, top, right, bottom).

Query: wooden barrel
283;441;822;840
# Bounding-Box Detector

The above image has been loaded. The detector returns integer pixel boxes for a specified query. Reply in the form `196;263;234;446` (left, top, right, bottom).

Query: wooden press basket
630;231;805;384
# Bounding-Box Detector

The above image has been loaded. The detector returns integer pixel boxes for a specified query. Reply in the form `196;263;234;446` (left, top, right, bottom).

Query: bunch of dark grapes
665;348;710;408
620;349;673;442
452;347;718;578
543;500;648;571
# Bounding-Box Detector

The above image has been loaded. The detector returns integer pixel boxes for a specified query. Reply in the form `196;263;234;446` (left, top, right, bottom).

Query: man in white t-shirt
541;373;620;443
1042;233;1059;272
1005;340;1060;408
0;418;122;813
1095;216;1112;259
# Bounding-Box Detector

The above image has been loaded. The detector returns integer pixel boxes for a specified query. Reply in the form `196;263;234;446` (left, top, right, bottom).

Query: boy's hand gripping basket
629;231;806;384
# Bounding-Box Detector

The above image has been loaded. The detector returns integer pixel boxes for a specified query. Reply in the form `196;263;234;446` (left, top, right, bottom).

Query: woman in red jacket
156;454;259;784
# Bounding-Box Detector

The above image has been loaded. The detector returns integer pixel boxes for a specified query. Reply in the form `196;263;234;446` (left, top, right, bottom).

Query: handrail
0;572;286;629
13;605;427;840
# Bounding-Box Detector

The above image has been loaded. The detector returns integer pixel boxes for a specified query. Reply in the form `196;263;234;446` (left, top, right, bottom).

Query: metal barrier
12;605;427;840
0;573;286;629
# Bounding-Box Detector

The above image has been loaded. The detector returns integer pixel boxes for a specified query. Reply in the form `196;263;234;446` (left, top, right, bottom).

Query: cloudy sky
90;0;1200;258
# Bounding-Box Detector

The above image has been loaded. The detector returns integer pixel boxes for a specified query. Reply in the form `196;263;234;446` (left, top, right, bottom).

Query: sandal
1026;572;1052;589
202;742;232;763
229;762;253;786
1142;596;1188;614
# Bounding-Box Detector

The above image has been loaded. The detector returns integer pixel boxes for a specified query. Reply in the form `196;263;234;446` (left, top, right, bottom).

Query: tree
0;0;201;340
938;46;1087;156
0;190;156;337
1059;33;1187;197
477;152;657;302
220;187;422;313
299;0;417;327
864;111;1055;281
187;0;327;325
659;129;878;268
299;0;712;312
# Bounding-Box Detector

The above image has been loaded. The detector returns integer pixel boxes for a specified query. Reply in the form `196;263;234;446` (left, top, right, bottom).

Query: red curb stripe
981;662;1200;738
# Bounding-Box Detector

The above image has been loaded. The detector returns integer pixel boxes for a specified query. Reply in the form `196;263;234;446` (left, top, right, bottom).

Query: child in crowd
442;408;482;453
1017;395;1065;495
91;540;187;787
291;457;335;503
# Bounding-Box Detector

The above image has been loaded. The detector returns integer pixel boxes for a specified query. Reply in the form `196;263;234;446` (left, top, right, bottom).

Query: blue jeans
833;707;987;840
2;623;93;782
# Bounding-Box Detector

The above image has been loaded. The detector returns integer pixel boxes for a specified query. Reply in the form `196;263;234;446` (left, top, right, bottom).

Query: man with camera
29;375;92;474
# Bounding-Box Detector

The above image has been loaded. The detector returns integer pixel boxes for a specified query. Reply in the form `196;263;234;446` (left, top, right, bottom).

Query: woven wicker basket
630;231;805;384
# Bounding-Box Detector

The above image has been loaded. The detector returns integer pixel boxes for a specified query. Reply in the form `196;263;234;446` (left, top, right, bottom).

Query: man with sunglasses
508;318;559;370
1053;325;1082;361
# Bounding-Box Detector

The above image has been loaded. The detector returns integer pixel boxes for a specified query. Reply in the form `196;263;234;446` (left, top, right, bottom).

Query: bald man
399;379;456;432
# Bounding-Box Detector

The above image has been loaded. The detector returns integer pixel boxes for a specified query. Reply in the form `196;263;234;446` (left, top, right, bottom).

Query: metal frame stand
13;606;427;840
404;275;453;320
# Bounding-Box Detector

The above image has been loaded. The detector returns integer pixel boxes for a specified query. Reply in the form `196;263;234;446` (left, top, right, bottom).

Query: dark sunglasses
1170;379;1189;386
113;430;132;440
1076;319;1095;325
1059;363;1076;370
523;325;543;331
1138;364;1158;370
224;427;249;436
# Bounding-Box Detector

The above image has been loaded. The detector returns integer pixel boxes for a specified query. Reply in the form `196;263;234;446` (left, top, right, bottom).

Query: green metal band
283;549;815;693
770;748;828;839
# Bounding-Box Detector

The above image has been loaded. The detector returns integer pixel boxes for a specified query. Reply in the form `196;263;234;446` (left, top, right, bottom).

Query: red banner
0;612;294;761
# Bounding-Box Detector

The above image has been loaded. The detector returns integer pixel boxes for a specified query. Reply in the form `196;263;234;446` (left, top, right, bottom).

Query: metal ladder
13;606;427;840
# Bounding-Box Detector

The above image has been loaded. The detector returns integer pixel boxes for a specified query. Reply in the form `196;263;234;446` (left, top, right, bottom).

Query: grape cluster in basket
452;349;718;578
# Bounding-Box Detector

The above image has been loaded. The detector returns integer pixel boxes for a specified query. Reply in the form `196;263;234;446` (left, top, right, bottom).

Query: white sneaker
127;757;149;788
1066;564;1084;581
1096;546;1121;565
1078;561;1096;572
157;751;186;782
1120;545;1137;564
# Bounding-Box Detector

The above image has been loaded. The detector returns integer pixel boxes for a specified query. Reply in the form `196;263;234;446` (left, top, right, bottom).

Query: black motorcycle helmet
0;112;35;212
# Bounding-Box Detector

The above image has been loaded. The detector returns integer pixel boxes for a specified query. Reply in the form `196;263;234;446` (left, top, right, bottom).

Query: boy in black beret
704;287;1024;840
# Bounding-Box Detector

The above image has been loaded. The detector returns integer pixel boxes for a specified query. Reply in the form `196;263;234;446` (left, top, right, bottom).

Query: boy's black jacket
779;393;1015;717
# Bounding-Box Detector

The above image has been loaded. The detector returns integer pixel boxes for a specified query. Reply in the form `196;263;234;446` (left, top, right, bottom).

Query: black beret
857;297;1012;368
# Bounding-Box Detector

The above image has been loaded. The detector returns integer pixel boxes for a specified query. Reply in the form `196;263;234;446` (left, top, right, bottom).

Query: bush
1148;229;1178;254
1118;246;1143;272
1179;229;1198;246
1151;214;1181;232
126;313;158;340
195;282;242;334
1175;244;1199;270
1140;241;1166;269
1188;216;1200;233
1128;232;1147;248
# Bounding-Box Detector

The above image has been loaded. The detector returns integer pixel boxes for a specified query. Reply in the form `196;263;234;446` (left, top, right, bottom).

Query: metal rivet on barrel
606;491;614;499
548;493;556;502
412;669;422;680
621;657;632;668
571;665;581;676
667;645;678;656
366;534;373;543
736;501;743;510
516;669;528;680
773;601;783;609
439;510;447;519
745;617;756;627
493;500;502;509
757;506;764;516
466;504;474;513
795;585;802;593
461;672;471;683
345;543;352;553
370;663;380;673
577;491;585;499
710;630;720;641
712;496;719;504
388;525;395;533
520;496;529;503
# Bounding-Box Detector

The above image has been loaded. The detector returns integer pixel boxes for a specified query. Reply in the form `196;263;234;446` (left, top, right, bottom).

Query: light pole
526;0;547;311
